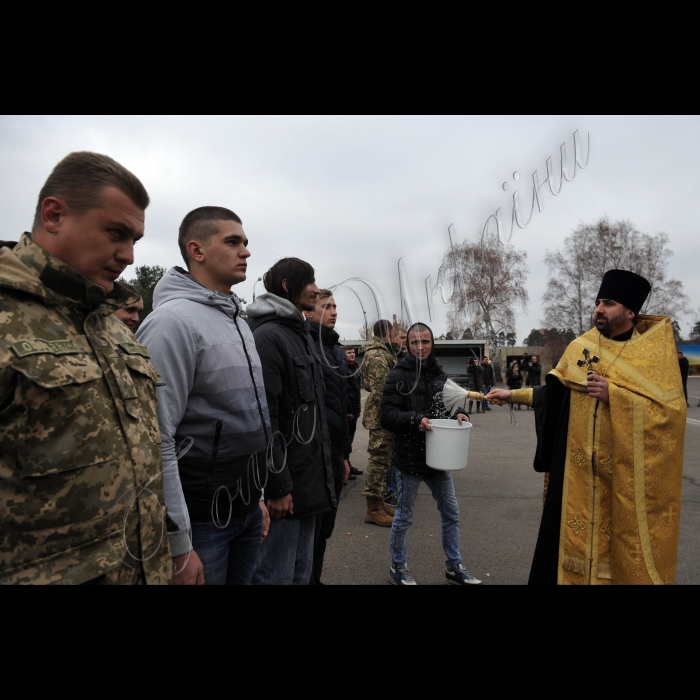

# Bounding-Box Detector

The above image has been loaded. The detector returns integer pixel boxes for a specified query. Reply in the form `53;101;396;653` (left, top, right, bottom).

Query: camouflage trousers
362;428;393;500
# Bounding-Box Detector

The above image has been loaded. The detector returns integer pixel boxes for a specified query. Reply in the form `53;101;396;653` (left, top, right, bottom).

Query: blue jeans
252;515;316;585
482;384;491;410
390;470;461;568
385;463;397;496
191;505;263;585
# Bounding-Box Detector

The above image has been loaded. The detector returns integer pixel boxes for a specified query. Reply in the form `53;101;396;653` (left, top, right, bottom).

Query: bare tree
358;320;374;341
438;233;528;384
543;218;689;334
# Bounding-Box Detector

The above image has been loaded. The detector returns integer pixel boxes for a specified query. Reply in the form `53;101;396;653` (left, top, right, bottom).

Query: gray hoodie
137;267;271;557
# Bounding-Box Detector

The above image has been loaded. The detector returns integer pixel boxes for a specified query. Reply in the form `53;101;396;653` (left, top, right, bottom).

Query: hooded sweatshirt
137;267;272;557
246;293;335;517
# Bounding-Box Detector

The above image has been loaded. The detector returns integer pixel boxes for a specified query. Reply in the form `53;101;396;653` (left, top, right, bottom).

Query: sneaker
349;464;363;475
445;563;482;585
385;491;398;506
390;564;417;585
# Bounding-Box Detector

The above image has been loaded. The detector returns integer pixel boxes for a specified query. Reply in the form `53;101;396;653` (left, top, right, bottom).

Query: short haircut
374;319;392;338
263;257;315;303
408;323;431;337
391;325;407;337
343;345;355;352
32;151;149;233
119;282;142;300
317;289;333;300
178;206;242;268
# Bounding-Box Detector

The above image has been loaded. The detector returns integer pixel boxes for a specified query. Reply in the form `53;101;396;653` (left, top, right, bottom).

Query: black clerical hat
596;269;651;315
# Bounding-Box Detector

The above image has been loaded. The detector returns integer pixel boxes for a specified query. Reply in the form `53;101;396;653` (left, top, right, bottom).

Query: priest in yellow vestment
488;270;686;584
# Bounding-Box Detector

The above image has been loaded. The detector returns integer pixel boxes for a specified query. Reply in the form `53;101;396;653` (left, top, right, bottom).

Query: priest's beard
595;310;629;337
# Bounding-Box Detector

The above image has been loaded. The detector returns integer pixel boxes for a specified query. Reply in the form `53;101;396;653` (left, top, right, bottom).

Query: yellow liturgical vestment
514;315;686;585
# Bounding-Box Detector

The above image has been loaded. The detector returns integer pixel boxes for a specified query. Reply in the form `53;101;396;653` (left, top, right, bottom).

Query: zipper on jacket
207;419;223;489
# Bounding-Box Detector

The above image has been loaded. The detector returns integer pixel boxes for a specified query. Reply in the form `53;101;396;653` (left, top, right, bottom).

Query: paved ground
322;377;700;585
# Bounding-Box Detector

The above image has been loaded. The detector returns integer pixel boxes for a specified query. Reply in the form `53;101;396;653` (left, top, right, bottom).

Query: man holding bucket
379;323;481;585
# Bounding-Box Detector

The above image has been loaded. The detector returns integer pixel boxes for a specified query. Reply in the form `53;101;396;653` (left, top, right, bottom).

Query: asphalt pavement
322;377;700;585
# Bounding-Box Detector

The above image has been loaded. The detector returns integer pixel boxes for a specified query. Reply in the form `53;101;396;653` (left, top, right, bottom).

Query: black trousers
348;415;358;452
310;454;345;585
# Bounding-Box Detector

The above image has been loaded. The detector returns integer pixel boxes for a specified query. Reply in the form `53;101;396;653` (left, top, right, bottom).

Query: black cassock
528;376;571;585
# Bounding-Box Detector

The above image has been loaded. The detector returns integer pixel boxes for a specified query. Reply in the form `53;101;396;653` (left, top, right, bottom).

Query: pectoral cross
577;348;600;375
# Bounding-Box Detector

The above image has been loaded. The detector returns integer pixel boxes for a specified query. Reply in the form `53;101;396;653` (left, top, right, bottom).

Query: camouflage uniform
360;337;397;499
0;234;172;584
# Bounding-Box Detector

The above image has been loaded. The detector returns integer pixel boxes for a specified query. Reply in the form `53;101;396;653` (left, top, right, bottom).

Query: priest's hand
486;389;511;406
587;374;609;403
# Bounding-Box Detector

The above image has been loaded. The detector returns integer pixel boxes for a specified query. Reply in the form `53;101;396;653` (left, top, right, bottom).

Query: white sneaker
390;564;418;585
445;563;482;585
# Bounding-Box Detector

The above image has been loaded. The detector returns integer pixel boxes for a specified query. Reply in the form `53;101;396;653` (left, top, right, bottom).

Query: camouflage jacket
359;337;397;430
0;234;172;584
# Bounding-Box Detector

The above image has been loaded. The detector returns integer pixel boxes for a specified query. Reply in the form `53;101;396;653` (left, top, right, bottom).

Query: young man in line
344;345;363;480
137;207;272;585
306;290;351;583
384;325;407;505
113;282;144;332
380;323;480;586
358;320;397;527
0;151;171;584
246;258;335;585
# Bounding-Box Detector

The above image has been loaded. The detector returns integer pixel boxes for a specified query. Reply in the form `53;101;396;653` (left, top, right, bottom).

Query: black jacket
468;361;483;391
246;293;335;517
380;345;468;477
347;360;362;415
309;322;352;457
506;365;522;389
481;363;495;385
528;362;542;386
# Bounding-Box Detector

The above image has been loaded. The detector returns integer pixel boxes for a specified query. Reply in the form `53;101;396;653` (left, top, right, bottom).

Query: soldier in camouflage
359;319;397;527
0;152;173;584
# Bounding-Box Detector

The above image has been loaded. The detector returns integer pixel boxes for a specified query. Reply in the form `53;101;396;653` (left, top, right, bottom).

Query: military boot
381;496;396;517
364;497;394;527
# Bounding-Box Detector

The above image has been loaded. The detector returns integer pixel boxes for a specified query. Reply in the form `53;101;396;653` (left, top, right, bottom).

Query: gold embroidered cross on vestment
567;515;586;536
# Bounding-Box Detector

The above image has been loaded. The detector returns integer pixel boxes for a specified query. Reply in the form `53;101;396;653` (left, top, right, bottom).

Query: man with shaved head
138;206;273;585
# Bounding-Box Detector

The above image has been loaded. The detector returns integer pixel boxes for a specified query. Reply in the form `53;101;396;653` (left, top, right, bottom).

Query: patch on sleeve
119;342;151;358
11;339;80;358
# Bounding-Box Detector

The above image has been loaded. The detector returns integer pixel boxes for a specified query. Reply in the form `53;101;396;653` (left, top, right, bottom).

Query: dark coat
481;362;495;385
380;349;468;477
468;361;483;391
506;365;523;389
346;360;362;415
247;300;335;517
309;322;352;457
528;362;542;387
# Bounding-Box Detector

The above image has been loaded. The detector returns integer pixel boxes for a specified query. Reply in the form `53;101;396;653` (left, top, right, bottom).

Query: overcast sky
2;115;698;341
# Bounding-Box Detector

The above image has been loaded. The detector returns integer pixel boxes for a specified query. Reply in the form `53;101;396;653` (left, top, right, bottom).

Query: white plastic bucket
425;419;472;471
